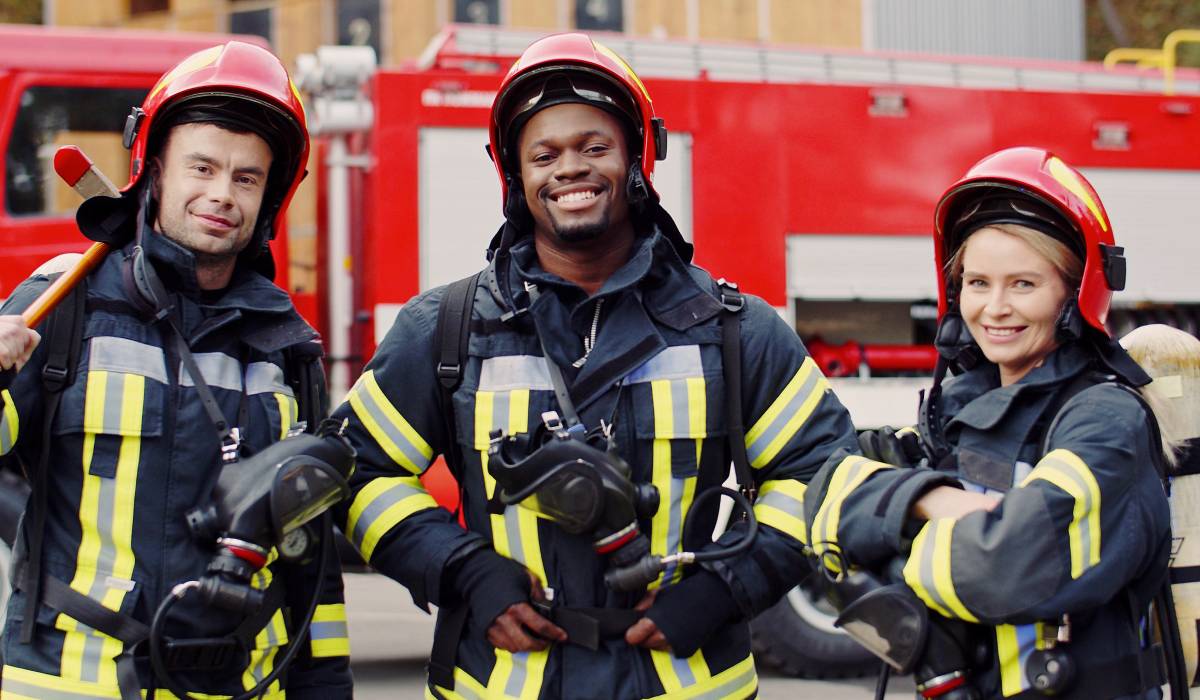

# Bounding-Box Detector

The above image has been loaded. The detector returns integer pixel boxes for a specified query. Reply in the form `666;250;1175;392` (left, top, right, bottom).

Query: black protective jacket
805;342;1171;699
0;227;352;699
332;228;859;699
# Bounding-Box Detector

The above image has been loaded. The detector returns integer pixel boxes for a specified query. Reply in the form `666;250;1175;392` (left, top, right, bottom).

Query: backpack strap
716;278;755;502
434;272;482;480
20;274;87;645
283;339;328;434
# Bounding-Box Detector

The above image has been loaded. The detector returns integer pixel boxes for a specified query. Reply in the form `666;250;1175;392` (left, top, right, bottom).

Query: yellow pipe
1163;28;1200;95
1103;47;1164;69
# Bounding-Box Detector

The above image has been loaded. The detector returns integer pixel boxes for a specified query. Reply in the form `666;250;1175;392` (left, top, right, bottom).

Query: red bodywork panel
354;68;1200;362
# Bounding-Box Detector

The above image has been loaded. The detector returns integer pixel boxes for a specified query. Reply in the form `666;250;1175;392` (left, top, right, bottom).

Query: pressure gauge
278;525;314;563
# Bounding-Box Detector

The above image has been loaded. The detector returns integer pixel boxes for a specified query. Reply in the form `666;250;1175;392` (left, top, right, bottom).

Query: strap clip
220;427;242;464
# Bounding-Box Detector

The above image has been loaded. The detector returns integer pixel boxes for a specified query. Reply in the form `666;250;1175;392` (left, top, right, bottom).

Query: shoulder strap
21;275;87;644
1037;371;1110;460
283;340;328;433
716;278;755;502
434;272;482;478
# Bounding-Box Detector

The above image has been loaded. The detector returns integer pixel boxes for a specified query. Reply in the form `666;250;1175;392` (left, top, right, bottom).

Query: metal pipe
326;135;353;401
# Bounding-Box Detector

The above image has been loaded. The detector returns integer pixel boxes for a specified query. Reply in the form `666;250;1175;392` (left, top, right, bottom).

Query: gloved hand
641;569;740;658
858;426;925;468
448;548;538;631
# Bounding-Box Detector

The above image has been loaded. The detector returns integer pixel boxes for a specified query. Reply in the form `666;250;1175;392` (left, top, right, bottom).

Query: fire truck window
575;0;624;32
4;86;144;218
455;0;498;25
129;0;168;14
230;7;273;46
337;0;381;58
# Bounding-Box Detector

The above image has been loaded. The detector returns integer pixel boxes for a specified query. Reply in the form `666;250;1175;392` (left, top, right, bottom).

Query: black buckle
41;364;69;390
716;278;744;312
436;362;461;380
163;637;245;672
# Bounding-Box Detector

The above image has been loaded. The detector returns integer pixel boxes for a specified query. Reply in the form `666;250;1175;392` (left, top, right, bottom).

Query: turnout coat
333;229;859;699
0;230;352;699
805;342;1171;699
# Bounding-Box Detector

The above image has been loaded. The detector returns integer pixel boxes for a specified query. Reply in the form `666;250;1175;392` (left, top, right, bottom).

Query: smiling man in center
331;33;859;699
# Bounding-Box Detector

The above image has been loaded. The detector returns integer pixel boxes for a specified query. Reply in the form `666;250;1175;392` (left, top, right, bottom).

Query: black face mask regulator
487;410;757;593
148;419;356;700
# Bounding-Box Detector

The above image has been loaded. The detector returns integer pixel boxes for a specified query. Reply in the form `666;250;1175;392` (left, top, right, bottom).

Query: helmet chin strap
1055;297;1085;343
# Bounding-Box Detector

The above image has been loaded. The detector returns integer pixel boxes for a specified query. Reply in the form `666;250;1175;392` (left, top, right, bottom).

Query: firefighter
331;32;858;699
0;43;352;699
805;147;1172;699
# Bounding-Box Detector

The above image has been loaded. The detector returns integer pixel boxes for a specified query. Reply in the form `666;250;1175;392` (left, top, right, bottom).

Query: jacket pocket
53;336;166;478
630;369;727;479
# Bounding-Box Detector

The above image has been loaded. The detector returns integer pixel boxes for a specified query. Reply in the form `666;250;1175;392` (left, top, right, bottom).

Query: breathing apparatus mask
148;419;356;700
488;408;758;593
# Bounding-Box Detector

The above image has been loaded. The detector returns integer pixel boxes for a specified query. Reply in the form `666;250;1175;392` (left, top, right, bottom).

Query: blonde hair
1120;324;1200;471
945;223;1084;296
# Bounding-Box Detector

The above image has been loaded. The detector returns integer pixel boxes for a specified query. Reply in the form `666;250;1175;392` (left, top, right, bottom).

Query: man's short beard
550;211;610;244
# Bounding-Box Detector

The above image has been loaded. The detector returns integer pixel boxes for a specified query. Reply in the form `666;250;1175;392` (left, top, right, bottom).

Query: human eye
963;277;986;289
1013;279;1035;290
191;163;212;175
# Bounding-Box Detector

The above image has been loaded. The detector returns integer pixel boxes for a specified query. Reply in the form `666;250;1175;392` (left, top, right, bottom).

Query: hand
858;426;924;467
0;315;39;373
487;575;567;653
910;485;1000;521
624;588;670;652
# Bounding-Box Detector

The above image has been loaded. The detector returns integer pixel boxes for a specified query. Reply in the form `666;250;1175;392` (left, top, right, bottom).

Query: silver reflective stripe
352;480;427;548
625;345;702;384
247;362;293;397
89;337;167;384
916;520;955;616
505;651;531;698
479;356;552;392
757;487;804;520
310;620;348;641
0;678;114;700
691;664;758;700
670;653;696;686
97;370;126;435
179;352;242;392
746;367;822;465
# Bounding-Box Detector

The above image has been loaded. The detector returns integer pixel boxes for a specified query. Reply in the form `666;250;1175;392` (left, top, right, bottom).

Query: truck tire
751;579;878;679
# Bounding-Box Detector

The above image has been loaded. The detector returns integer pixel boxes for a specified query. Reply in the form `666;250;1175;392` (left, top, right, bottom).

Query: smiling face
152;122;273;265
517;102;632;247
957;226;1073;385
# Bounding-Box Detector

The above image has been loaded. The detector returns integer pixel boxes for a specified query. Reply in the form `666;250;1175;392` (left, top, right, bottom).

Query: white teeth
557;190;596;203
988;328;1018;336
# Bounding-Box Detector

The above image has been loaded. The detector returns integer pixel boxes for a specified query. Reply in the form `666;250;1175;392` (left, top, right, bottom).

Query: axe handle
20;242;110;329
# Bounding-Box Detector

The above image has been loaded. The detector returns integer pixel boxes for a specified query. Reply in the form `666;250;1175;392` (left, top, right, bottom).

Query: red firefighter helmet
933;146;1125;335
122;41;309;246
488;33;667;215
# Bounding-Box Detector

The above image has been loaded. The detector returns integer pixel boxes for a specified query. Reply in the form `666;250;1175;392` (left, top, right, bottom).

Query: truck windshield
4;85;146;218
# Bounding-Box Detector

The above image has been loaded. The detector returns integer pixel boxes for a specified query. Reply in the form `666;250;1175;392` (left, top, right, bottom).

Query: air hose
604;486;758;591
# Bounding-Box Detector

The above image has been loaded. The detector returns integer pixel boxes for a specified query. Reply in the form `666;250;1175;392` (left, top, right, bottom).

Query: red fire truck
4;22;1200;679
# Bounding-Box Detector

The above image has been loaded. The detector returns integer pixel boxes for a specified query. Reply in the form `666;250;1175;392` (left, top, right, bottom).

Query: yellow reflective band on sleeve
902;519;980;623
61;371;145;686
1019;448;1102;579
476;388;548;700
745;357;831;469
1;388;18;455
348;370;433;475
646;653;757;700
274;392;298;440
310;603;350;658
346;475;438;561
811;456;891;573
753;479;808;544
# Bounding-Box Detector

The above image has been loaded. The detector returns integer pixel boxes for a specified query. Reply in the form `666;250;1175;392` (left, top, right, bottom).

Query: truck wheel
751;580;878;679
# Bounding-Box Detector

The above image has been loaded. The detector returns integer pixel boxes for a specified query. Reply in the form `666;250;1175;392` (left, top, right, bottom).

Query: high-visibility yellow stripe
431;667;490;700
274;392;297;440
1020;449;1101;578
746;360;814;445
903;521;953;619
812;456;890;572
745;358;830;468
649;381;674;590
928;519;978;622
0;388;18;454
754;480;808;543
355;492;439;561
348;370;432;474
646;654;757;700
996;624;1024;697
310;603;350;657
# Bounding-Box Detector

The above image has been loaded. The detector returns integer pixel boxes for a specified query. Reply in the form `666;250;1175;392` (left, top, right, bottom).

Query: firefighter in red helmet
330;33;858;698
805;147;1173;699
0;42;351;699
